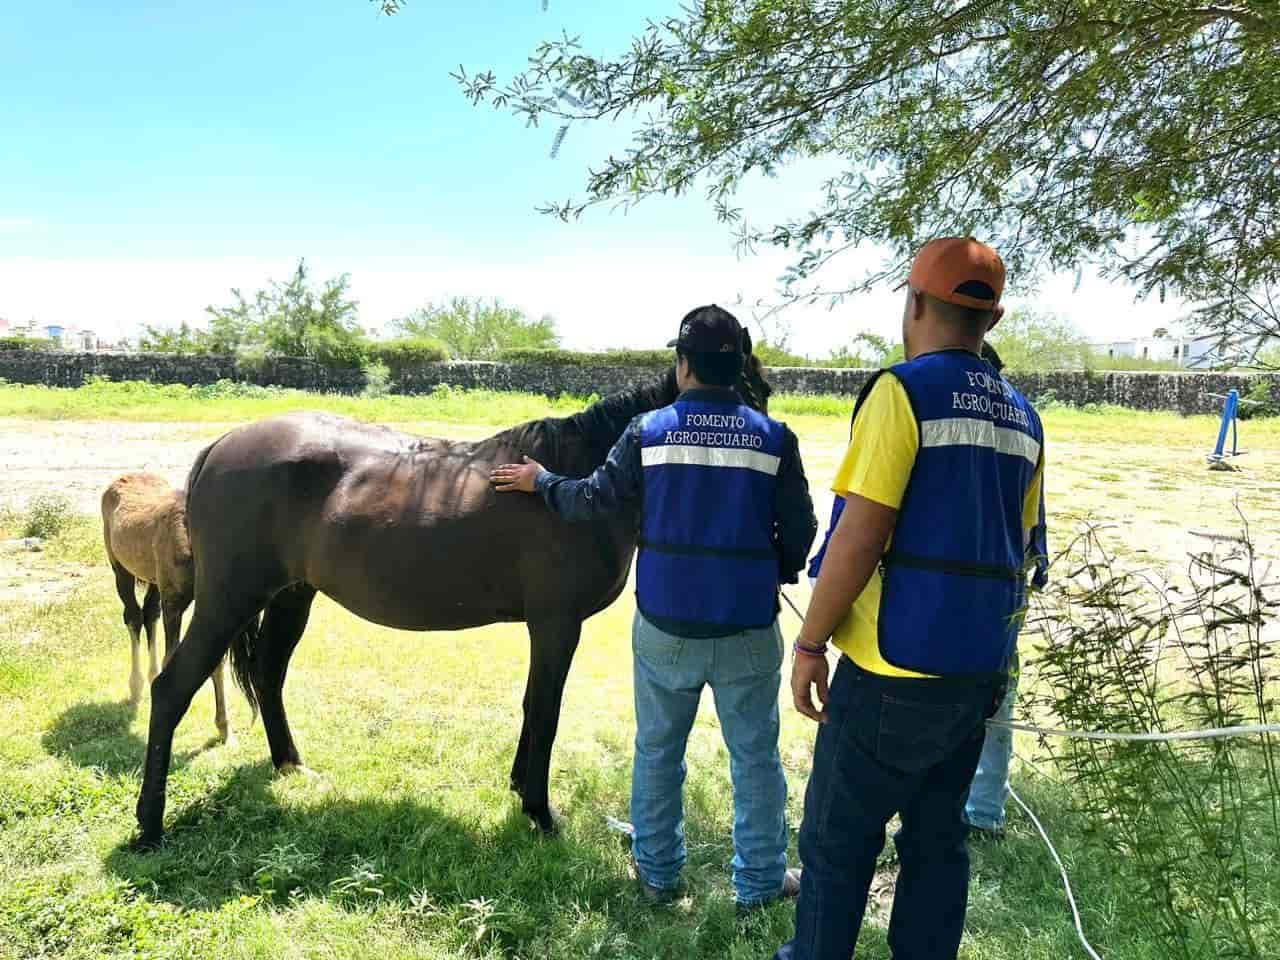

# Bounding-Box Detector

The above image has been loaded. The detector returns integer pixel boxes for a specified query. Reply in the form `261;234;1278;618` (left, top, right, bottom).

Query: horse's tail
229;614;261;722
185;435;260;720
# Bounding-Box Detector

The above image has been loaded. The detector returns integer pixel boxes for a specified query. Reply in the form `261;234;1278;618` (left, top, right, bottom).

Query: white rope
988;720;1280;742
1008;785;1104;960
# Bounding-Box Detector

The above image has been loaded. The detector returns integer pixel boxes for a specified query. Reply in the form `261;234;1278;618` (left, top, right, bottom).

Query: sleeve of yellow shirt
1023;451;1044;530
831;373;918;508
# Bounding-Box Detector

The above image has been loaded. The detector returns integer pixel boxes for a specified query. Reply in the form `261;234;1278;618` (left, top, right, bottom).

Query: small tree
393;297;559;360
205;260;368;367
138;321;206;355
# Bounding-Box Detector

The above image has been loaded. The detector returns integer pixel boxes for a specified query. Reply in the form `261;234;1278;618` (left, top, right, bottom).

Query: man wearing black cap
492;305;817;910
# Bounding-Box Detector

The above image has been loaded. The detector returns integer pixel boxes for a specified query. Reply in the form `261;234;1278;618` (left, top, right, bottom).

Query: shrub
1029;522;1279;958
361;360;391;398
395;297;558;359
1237;377;1278;420
0;336;57;352
23;494;74;540
368;336;449;369
752;341;810;367
498;348;672;367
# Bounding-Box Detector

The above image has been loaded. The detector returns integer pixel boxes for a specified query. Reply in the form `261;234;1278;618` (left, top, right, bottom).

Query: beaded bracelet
793;639;828;658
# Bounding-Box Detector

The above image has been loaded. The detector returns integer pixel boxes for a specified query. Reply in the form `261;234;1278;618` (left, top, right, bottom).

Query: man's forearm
534;471;600;523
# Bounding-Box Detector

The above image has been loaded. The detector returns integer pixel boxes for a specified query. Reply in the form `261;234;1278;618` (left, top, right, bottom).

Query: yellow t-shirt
829;373;1044;678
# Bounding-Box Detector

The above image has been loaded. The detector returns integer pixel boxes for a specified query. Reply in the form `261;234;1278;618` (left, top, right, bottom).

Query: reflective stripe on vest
637;396;788;632
878;351;1043;676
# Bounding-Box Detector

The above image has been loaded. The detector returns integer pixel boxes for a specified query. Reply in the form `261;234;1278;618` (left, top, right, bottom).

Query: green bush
23;494;74;540
498;348;672;367
0;336;57;352
1237;377;1278;420
361;360;392;399
752;341;810;367
368;336;449;368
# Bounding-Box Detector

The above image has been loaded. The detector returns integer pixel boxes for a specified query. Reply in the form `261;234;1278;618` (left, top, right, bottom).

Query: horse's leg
111;563;145;707
509;658;535;795
135;603;255;849
159;591;229;744
516;616;582;835
255;584;317;773
141;585;162;684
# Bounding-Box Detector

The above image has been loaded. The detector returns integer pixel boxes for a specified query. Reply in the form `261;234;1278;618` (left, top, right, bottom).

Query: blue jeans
630;612;788;905
775;657;1005;960
964;651;1018;830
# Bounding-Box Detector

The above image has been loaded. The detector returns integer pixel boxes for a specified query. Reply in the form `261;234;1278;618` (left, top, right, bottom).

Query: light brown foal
101;472;231;742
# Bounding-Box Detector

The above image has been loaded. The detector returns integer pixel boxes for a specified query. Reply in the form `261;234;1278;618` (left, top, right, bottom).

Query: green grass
6;378;1277;436
0;378;864;424
3;521;1276;959
1;560;1206;960
0;380;591;426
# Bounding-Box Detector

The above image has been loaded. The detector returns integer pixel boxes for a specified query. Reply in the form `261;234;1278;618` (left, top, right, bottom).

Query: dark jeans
775;657;1005;960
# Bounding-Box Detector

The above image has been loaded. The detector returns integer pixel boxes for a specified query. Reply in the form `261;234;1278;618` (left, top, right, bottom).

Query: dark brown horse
135;357;771;848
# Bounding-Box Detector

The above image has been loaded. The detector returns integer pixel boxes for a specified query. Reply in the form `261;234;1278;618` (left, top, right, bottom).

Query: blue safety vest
808;381;1049;590
636;393;789;634
873;350;1043;675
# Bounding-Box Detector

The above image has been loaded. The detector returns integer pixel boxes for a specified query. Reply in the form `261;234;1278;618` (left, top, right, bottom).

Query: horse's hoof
130;829;164;853
277;762;319;779
524;803;563;837
217;727;235;747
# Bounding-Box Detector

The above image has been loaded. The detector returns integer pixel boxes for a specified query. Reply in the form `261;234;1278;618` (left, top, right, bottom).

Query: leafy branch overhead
448;1;1278;351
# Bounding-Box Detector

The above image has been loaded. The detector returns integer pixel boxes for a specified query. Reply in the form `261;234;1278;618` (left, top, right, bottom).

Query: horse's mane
495;351;770;479
499;368;678;478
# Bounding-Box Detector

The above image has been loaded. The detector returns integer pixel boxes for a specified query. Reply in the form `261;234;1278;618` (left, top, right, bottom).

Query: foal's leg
111;564;145;707
210;656;232;746
135;603;256;849
255;585;317;773
142;585;162;684
515;616;582;834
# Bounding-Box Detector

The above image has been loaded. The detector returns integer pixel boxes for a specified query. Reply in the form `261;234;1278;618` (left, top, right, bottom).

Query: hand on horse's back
491;456;546;494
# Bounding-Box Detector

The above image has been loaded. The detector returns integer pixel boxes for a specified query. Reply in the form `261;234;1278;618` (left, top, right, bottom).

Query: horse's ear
742;329;754;355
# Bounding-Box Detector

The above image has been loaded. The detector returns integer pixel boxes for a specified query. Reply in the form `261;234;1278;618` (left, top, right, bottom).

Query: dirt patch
0;420;226;515
0;549;90;605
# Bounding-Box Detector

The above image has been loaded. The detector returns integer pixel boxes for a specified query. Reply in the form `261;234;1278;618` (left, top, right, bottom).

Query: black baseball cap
667;304;744;355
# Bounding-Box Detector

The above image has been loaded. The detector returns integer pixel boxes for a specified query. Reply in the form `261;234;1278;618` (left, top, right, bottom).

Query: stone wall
1;350;1276;416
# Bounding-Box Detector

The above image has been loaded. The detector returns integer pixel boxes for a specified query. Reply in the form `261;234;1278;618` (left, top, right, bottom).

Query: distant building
1093;333;1217;369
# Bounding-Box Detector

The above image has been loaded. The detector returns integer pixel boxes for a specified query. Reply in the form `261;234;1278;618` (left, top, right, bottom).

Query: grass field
1;381;1278;959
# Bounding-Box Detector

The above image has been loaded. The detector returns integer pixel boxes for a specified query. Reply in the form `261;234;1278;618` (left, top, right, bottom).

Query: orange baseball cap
905;237;1005;310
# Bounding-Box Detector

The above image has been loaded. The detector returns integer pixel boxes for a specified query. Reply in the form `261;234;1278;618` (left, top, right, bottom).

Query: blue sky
1;0;1186;353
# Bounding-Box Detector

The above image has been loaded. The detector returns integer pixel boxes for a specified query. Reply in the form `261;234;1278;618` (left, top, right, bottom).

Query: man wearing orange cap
774;238;1045;960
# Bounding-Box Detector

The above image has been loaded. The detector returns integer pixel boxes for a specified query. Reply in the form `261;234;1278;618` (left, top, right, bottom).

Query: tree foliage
754;331;903;367
986;307;1093;371
394;297;560;360
207;260;367;367
141;260;369;367
448;1;1280;363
